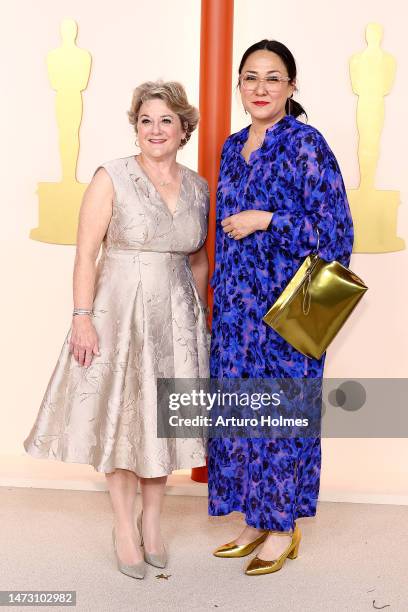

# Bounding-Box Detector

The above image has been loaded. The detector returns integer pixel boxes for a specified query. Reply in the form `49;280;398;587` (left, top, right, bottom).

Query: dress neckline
131;155;185;218
238;114;296;166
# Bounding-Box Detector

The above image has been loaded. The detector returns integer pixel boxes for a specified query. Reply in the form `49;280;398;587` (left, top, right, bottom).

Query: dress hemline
23;442;207;479
207;506;318;530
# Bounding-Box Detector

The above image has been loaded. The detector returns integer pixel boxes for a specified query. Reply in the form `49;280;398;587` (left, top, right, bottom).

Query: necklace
158;178;172;187
138;155;179;187
251;126;265;147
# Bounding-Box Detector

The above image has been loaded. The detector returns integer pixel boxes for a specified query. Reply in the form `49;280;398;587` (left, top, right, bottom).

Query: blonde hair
128;80;199;148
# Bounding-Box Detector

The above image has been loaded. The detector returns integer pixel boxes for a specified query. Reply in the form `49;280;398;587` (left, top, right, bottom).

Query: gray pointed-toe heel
112;527;146;579
137;510;168;569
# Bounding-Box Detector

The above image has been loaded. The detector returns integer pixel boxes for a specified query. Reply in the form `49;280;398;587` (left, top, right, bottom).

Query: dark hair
238;39;307;120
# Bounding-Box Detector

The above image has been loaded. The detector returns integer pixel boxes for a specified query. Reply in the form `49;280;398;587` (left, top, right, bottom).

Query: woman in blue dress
208;40;354;576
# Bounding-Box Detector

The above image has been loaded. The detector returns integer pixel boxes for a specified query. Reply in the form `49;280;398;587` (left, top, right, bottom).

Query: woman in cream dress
24;81;210;579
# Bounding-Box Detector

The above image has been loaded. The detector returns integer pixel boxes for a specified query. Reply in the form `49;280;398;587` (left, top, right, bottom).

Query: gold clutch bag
262;232;368;359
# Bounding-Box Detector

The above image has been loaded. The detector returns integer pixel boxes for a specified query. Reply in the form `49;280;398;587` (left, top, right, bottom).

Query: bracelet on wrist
73;308;93;317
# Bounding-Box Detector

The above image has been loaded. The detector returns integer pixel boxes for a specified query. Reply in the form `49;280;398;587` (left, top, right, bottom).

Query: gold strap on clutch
263;228;368;359
302;229;320;316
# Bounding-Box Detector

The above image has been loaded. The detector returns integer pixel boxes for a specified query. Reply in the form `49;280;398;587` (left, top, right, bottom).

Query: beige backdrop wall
1;0;407;502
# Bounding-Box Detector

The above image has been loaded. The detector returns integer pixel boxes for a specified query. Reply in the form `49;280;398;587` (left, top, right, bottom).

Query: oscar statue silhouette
347;23;405;253
30;19;92;244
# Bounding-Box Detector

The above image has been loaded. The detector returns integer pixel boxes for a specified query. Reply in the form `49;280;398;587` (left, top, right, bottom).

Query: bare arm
189;244;209;307
69;168;113;366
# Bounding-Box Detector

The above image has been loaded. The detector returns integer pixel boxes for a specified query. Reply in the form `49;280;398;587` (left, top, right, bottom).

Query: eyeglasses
240;74;292;93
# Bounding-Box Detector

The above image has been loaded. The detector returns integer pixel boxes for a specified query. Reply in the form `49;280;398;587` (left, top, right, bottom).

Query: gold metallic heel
137;511;167;569
112;527;145;579
213;530;268;558
245;524;301;575
287;538;300;559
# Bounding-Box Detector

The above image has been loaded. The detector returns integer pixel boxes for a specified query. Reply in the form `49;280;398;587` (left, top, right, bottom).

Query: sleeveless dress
24;155;210;478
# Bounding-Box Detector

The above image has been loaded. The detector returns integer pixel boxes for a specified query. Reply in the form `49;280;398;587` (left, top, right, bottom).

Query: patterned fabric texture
208;114;354;530
24;156;210;478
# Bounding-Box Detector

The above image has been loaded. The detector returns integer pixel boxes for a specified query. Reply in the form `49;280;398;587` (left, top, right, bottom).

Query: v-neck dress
207;115;354;531
24;155;210;477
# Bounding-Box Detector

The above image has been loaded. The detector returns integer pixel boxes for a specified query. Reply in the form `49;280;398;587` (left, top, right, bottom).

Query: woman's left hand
221;210;273;240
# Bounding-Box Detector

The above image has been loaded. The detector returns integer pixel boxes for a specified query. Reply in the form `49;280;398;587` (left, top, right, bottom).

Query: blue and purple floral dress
207;114;354;531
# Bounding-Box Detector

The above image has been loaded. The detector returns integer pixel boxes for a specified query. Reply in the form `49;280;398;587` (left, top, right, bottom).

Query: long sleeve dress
207;114;354;532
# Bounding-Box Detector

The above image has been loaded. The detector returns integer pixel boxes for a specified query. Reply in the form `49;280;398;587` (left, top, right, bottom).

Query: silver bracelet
73;308;93;316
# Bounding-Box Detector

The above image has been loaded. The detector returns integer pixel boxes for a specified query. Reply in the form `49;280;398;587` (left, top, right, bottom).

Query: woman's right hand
69;316;100;367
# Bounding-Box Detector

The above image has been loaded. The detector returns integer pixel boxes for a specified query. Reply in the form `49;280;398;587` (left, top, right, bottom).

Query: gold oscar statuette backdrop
30;19;92;245
347;23;405;253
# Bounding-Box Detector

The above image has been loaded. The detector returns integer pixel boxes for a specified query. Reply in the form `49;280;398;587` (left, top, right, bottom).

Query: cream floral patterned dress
24;156;210;477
